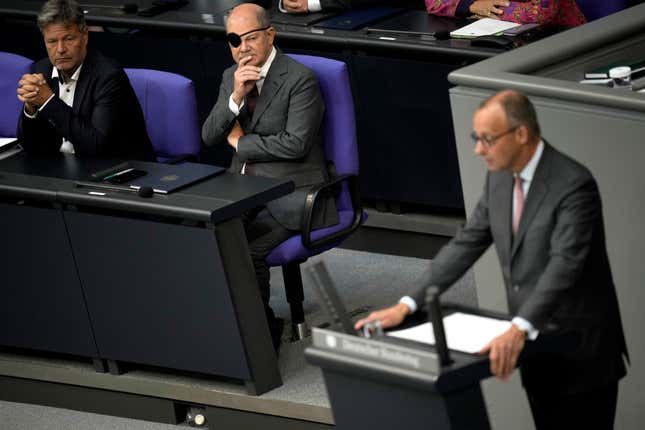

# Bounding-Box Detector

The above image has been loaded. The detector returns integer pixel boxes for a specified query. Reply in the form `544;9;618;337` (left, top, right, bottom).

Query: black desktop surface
365;9;468;37
0;153;294;223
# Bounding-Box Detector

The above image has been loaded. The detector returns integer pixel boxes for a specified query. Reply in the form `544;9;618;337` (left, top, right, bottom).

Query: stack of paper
450;18;520;39
387;312;512;354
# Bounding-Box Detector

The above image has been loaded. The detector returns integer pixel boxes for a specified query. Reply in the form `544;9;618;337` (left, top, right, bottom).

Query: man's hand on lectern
354;303;410;331
479;324;526;381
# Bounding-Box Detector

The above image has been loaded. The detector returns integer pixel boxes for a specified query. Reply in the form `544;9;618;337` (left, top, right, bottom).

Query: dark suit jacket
413;142;628;395
17;49;155;161
202;49;337;231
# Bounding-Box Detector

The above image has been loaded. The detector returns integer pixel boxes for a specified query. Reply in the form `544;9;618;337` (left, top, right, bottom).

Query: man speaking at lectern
356;90;628;429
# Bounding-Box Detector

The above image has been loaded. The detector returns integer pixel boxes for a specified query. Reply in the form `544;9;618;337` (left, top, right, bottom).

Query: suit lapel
45;65;60;99
511;143;552;259
249;52;287;129
71;52;94;115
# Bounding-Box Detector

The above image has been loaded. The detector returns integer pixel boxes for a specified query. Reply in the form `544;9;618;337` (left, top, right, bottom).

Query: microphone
81;3;139;14
137;186;154;198
426;286;452;366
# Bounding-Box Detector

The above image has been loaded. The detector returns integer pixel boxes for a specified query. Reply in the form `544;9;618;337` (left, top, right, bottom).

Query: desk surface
0;153;294;223
0;0;502;60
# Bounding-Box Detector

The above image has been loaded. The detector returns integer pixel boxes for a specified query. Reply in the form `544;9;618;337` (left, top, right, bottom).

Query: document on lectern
387;312;511;354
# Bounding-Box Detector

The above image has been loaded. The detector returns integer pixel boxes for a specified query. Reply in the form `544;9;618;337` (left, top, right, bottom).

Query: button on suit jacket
413;142;628;395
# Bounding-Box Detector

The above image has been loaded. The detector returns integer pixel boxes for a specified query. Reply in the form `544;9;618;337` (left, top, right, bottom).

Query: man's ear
516;125;529;145
267;26;276;44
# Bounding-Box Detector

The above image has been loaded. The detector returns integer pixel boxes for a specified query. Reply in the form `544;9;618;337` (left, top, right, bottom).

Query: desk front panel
0;203;99;358
64;210;251;379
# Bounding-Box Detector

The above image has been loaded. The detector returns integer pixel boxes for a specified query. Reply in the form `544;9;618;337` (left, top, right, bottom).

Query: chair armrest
301;173;363;249
158;153;198;164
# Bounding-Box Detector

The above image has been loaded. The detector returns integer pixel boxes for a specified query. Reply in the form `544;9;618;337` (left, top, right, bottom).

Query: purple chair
577;0;626;21
266;54;366;339
125;68;201;163
1;52;33;138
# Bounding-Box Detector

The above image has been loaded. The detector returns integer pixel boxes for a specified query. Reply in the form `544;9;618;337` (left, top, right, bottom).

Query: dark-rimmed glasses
226;26;270;48
470;126;518;148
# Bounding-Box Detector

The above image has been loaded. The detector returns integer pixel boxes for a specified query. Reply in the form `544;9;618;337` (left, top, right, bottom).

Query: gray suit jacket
202;50;337;231
413;142;627;394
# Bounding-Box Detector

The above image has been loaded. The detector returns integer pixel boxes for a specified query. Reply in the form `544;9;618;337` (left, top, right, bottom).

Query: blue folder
129;162;225;194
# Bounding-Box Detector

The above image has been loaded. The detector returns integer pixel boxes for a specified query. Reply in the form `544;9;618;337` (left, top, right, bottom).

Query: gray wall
449;86;644;429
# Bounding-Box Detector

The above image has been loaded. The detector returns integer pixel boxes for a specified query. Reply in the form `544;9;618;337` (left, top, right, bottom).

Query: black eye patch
226;26;270;48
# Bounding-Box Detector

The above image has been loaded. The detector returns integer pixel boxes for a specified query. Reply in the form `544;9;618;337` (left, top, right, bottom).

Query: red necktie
513;174;524;235
246;84;259;117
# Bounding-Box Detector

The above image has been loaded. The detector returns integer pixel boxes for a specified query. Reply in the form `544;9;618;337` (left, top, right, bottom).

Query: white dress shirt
400;140;545;340
24;64;84;154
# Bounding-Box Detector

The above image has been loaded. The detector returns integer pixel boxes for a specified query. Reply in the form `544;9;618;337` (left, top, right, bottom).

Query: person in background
202;3;338;351
425;0;586;26
16;0;154;160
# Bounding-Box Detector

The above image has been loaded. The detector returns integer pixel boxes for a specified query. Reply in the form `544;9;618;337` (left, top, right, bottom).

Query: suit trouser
242;206;295;322
527;381;618;430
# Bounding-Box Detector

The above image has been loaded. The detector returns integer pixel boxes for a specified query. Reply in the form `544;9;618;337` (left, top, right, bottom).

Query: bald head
478;90;541;140
227;3;269;32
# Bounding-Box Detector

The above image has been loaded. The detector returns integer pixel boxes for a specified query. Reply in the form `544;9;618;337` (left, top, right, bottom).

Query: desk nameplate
312;328;439;374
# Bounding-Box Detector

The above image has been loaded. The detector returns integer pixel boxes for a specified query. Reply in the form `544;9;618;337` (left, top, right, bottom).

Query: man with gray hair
16;0;154;160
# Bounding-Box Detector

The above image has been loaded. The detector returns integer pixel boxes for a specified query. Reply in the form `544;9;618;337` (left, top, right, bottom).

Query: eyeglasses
470;126;518;148
226;26;270;48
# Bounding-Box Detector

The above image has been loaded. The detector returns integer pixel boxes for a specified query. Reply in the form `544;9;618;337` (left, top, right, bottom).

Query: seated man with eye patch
202;3;338;351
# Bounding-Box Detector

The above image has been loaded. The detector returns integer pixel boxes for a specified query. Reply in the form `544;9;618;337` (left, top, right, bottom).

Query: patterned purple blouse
425;0;587;27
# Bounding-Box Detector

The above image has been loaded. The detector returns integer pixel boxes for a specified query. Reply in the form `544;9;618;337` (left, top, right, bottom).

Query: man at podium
356;90;628;429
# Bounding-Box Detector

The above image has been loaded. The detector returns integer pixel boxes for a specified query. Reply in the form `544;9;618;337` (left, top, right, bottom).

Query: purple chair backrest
0;52;33;137
577;0;626;21
287;55;358;212
124;68;201;161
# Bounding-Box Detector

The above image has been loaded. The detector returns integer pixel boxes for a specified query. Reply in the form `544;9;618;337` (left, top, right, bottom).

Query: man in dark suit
356;90;628;429
16;0;155;161
202;3;337;349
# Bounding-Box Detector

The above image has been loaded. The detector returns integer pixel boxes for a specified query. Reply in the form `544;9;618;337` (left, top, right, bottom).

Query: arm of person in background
281;0;377;14
425;0;586;26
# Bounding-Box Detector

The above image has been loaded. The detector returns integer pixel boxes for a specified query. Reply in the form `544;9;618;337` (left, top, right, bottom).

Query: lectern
306;325;493;429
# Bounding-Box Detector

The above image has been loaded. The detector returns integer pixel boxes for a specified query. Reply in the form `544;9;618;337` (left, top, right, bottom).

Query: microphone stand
426;286;452;366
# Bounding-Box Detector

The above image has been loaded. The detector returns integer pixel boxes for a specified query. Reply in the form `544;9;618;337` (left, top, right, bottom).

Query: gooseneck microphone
426;286;453;366
81;3;139;14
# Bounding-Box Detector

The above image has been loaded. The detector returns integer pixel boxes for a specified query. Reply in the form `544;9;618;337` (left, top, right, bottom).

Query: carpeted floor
0;248;478;429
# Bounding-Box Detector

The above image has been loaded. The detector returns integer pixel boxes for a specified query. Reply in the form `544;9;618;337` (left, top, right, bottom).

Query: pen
102;168;134;181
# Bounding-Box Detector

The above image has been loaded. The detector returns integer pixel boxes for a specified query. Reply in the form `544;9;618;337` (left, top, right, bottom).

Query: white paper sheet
0;138;18;149
450;18;519;38
387;312;512;354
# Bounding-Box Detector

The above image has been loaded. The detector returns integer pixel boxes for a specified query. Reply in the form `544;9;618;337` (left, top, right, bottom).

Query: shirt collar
518;140;544;183
51;63;83;84
259;47;276;81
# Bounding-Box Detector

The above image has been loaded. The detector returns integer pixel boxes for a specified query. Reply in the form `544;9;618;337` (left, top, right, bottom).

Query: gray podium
447;5;645;428
306;328;492;430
